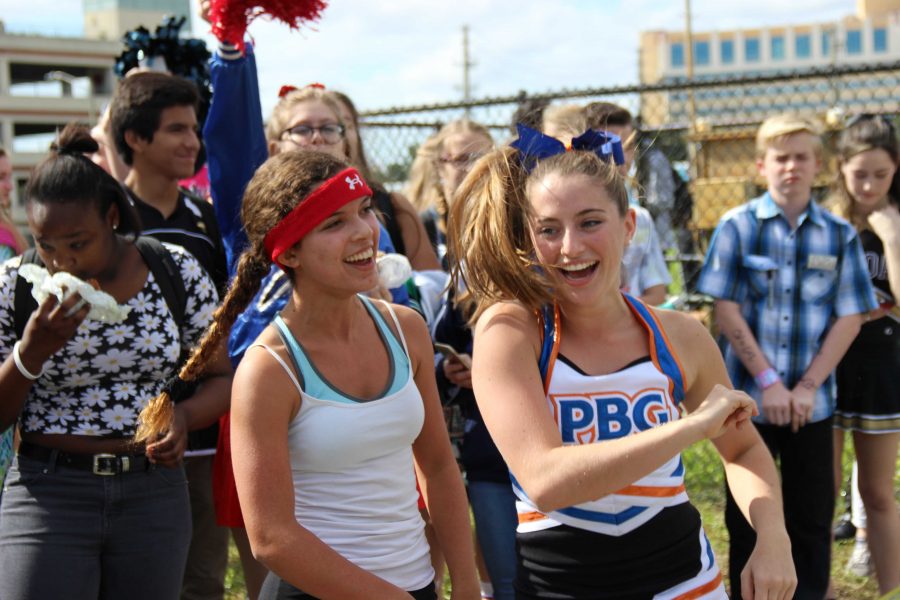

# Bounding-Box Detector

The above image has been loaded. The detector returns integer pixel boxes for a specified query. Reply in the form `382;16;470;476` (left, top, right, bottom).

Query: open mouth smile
344;247;375;265
555;261;599;281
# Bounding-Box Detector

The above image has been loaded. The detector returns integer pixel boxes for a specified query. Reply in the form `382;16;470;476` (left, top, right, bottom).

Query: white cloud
0;0;859;116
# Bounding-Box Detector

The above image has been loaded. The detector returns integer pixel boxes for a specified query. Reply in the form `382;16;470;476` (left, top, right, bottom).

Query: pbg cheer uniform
514;295;726;600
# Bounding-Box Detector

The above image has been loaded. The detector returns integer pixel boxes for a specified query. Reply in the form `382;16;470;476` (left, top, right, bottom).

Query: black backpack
13;236;185;340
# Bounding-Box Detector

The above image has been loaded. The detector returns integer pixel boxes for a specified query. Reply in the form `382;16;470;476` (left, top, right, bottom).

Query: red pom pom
209;0;329;50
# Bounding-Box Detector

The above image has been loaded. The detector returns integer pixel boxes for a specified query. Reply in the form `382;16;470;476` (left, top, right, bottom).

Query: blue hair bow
510;124;625;173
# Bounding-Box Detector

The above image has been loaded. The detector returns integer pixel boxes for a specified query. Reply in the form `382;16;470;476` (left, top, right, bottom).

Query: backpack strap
13;239;186;339
14;249;41;340
133;236;186;330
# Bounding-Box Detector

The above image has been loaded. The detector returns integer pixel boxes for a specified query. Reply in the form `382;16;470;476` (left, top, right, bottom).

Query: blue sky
0;0;852;116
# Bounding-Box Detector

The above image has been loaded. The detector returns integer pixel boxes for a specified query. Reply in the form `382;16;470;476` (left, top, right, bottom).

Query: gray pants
0;453;192;600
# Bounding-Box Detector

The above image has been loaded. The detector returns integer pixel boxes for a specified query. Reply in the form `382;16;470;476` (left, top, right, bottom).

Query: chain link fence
358;60;900;297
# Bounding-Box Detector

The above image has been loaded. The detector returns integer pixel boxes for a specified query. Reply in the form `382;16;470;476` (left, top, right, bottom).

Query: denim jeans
0;453;192;600
468;479;518;600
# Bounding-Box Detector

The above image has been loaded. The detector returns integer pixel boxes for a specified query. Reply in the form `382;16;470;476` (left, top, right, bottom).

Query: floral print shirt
0;243;218;437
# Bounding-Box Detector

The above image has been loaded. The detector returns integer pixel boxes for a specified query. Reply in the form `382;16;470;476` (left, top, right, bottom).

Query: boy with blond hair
698;114;877;599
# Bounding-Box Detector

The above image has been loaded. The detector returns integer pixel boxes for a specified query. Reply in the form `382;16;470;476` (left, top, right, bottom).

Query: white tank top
254;299;433;591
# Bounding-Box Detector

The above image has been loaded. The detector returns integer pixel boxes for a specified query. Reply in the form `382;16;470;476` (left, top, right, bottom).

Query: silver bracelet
12;341;43;380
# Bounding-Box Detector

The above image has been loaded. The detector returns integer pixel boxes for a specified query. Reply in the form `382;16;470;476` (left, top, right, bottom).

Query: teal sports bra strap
273;316;307;391
272;296;409;403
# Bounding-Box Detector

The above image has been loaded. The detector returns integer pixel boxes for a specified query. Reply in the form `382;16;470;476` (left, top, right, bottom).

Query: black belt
18;441;151;476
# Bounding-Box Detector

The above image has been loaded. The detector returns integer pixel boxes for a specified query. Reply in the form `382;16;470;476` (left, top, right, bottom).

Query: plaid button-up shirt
697;193;877;423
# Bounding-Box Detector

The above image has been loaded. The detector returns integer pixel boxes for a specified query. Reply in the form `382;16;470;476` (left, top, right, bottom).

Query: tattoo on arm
731;328;756;363
798;377;816;391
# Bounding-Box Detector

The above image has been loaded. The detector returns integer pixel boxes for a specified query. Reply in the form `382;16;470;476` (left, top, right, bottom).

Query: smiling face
27;200;119;280
272;100;347;161
757;132;820;204
840;148;897;215
528;172;635;306
278;195;381;295
127;104;200;181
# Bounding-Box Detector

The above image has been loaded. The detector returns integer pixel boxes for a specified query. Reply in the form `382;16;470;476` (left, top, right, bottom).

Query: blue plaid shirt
697;193;877;423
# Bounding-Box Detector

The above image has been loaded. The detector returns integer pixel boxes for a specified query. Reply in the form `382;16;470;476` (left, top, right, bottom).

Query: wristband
754;367;780;390
12;341;43;381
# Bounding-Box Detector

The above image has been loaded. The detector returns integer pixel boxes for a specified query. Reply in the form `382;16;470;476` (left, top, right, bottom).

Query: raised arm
471;302;754;513
204;41;269;275
667;310;796;600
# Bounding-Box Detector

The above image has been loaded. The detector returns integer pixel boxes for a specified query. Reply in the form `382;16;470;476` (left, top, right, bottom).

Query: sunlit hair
447;146;628;321
826;115;899;231
27;122;141;237
329;90;378;183
406;118;493;215
135;151;348;442
755;113;823;159
265;87;349;157
542;104;587;141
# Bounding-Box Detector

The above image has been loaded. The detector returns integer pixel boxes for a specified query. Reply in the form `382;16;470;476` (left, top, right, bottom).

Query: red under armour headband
263;167;373;264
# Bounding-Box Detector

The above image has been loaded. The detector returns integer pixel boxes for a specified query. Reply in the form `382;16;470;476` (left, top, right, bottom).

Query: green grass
683;437;887;600
223;436;893;599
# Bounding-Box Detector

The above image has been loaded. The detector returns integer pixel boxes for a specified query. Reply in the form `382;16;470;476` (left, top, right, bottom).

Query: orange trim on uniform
624;295;681;403
518;511;549;524
642;302;688;395
614;483;686;497
672;571;723;600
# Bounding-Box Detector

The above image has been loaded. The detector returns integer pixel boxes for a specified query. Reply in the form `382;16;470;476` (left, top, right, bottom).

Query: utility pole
684;0;697;131
461;25;475;114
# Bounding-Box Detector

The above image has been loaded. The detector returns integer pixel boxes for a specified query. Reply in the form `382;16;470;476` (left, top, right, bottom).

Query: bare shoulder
651;306;730;393
233;326;300;418
372;301;428;338
652;306;711;344
475;301;542;352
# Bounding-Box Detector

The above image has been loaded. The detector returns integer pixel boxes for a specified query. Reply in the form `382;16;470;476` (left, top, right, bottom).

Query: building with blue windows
638;0;900;127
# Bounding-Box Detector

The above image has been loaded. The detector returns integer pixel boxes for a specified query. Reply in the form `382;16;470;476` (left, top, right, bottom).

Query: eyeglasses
282;123;345;145
437;152;485;170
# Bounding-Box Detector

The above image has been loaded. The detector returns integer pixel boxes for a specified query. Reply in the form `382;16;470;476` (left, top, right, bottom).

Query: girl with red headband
150;149;478;600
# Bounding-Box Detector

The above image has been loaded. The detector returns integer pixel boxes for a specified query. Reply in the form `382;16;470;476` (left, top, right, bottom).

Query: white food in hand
19;264;131;323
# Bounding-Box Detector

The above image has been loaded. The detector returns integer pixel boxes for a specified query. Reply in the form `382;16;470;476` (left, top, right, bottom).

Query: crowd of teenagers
0;8;897;600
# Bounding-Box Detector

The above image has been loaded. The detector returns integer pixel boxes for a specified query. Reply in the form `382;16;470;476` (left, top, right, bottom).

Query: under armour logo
346;174;364;190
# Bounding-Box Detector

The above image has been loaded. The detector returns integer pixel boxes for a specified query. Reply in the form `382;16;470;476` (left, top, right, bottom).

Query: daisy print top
0;243;218;437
